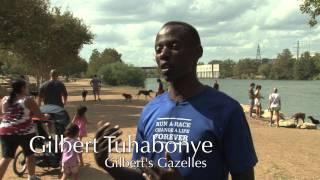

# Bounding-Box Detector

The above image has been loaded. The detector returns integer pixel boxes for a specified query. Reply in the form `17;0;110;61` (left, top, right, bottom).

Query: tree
233;58;259;79
1;1;93;85
0;50;31;75
88;48;123;76
98;62;145;87
312;53;320;74
293;51;316;80
208;59;235;78
258;63;272;78
208;60;221;64
0;0;52;48
220;59;236;78
57;56;88;80
270;49;294;79
300;0;320;26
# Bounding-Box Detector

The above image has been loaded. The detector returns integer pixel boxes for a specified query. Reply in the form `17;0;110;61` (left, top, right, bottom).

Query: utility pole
296;41;300;60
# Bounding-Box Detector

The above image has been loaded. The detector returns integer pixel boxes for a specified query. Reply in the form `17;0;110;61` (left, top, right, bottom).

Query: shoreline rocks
241;104;318;130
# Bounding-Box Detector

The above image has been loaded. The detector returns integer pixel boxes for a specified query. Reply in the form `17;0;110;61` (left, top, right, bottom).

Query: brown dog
137;90;153;99
122;93;132;102
291;112;305;124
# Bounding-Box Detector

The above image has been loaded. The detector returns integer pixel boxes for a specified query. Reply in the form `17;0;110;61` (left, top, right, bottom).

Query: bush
98;63;145;87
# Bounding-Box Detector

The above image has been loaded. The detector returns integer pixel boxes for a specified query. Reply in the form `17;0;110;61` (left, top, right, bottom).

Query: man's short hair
250;83;255;87
274;88;278;93
161;21;201;47
50;69;58;77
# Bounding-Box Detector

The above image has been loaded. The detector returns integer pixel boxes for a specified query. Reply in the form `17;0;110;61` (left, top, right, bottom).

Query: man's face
154;25;200;82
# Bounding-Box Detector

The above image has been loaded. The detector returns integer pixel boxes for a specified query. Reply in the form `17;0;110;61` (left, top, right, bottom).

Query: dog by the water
82;89;88;102
137;90;153;99
291;112;305;124
122;93;132;102
307;116;320;124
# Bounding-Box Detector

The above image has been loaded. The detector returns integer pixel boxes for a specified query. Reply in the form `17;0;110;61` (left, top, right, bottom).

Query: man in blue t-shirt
94;21;258;180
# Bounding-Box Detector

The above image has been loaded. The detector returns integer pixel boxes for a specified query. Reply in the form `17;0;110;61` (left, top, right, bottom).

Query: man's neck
168;75;204;102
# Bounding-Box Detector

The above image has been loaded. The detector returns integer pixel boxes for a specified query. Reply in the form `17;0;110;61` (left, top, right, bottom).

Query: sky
51;0;320;67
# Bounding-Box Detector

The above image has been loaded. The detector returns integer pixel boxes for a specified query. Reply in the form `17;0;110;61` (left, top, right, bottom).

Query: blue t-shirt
132;86;258;180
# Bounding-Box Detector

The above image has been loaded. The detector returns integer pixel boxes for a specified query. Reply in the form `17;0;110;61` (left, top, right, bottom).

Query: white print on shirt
153;117;192;142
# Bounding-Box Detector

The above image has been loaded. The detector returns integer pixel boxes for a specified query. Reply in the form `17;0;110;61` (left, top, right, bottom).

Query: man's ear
196;45;203;59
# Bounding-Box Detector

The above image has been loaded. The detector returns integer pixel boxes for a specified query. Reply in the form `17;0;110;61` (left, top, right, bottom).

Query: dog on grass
307;116;320;124
82;89;88;102
291;112;305;124
137;90;153;99
122;93;132;102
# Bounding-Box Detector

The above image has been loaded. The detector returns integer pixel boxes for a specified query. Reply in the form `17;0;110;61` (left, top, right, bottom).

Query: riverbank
146;78;320;119
2;79;320;179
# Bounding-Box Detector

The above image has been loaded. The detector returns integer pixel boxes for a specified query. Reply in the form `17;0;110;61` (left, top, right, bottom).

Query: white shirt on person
269;93;281;108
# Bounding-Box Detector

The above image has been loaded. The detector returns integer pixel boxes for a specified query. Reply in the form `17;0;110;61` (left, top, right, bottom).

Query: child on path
61;124;82;180
72;105;88;166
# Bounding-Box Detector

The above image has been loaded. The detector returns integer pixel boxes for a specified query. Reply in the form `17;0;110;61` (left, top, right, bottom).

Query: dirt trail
3;79;320;180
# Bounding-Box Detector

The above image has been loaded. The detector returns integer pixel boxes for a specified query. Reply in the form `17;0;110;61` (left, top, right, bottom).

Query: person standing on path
90;75;101;101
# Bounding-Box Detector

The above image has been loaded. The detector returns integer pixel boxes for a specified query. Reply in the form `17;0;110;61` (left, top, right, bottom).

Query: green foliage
57;56;88;78
220;59;236;78
312;53;320;74
208;59;235;78
258;63;272;78
98;63;145;87
300;0;320;26
88;48;122;76
293;52;316;80
270;49;294;79
0;50;27;74
233;58;260;79
204;49;320;80
208;60;221;64
0;0;93;84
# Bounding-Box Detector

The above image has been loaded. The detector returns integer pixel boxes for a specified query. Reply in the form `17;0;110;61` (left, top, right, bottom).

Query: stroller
13;105;70;177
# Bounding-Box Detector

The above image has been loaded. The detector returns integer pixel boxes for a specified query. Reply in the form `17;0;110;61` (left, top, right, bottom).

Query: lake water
146;78;320;122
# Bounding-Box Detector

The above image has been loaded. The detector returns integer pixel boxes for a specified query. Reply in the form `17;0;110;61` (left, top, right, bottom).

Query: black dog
137;90;153;99
122;93;132;102
291;112;305;124
307;116;320;124
82;89;88;102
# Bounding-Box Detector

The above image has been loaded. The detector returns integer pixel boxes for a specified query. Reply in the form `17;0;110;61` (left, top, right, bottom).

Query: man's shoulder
144;92;170;109
40;80;50;88
201;86;239;106
55;80;65;86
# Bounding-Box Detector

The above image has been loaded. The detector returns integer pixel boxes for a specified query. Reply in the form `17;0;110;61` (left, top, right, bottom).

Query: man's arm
223;104;258;179
94;124;144;180
231;168;254;180
62;94;67;105
101;160;144;180
38;84;44;106
279;96;281;107
61;83;68;105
